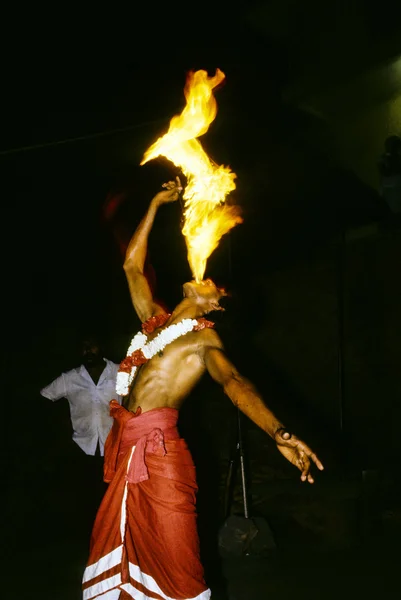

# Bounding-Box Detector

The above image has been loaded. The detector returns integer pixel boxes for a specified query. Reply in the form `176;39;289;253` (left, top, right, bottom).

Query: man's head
182;278;228;314
81;335;104;368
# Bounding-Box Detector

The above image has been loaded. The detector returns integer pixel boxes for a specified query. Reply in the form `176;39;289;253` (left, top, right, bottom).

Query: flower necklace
116;313;214;396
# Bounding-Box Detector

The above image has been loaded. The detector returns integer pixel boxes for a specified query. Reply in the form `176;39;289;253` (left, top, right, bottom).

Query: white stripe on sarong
128;562;211;600
95;588;121;599
120;446;135;541
83;573;122;600
83;445;136;597
121;583;151;599
83;545;123;584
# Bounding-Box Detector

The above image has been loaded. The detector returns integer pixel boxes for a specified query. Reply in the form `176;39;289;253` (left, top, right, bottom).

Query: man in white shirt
41;335;121;456
40;334;122;536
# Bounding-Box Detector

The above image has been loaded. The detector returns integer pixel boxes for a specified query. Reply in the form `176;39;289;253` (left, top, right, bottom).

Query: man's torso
125;327;220;414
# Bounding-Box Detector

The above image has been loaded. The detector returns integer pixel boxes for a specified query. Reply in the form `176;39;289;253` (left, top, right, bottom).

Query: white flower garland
116;318;199;396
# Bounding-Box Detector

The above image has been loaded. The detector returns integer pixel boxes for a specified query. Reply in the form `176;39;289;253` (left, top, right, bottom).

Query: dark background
2;2;401;598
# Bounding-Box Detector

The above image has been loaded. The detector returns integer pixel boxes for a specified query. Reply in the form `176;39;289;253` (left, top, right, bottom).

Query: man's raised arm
203;332;324;483
123;178;182;322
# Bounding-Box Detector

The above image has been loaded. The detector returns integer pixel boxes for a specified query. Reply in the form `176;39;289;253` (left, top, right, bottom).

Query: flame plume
141;69;242;282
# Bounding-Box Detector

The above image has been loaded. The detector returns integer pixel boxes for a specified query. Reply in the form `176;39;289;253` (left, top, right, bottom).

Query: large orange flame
141;69;242;282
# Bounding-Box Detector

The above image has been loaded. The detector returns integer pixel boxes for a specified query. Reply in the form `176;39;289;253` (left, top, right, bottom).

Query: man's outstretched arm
203;336;324;483
123;179;182;322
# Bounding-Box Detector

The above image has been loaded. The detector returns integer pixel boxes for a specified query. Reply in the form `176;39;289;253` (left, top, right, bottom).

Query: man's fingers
301;472;315;484
298;451;314;483
163;179;182;189
301;461;315;484
162;181;176;190
316;458;324;471
299;453;309;482
306;448;324;471
298;449;321;483
301;457;314;484
298;442;324;472
278;437;323;481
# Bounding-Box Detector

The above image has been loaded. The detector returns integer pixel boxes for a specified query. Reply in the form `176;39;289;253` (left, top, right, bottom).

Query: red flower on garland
141;313;171;335
194;318;215;331
119;356;135;373
119;349;148;372
131;349;148;366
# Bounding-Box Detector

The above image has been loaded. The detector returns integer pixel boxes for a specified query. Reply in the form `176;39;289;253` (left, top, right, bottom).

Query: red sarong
82;400;210;600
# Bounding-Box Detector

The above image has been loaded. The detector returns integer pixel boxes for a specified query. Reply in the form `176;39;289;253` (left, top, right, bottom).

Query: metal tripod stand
219;407;276;557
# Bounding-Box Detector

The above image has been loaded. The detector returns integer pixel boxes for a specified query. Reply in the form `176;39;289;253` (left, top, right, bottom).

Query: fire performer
83;71;323;600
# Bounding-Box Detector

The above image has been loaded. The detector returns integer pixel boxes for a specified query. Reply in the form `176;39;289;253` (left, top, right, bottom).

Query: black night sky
3;3;401;598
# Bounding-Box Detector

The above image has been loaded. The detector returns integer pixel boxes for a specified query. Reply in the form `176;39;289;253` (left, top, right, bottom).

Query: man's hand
153;177;183;206
275;429;324;484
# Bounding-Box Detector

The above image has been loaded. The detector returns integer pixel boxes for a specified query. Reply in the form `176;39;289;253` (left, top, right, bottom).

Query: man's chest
133;336;205;392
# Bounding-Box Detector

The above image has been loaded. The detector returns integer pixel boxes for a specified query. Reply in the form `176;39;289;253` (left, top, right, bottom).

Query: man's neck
168;298;207;324
84;360;105;374
84;360;106;385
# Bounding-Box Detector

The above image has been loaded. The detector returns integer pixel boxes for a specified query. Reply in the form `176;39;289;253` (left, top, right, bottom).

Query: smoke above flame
141;69;242;282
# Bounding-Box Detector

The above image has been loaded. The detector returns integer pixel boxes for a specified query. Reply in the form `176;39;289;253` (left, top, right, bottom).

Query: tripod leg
224;455;237;519
239;453;250;519
237;408;251;519
223;412;241;519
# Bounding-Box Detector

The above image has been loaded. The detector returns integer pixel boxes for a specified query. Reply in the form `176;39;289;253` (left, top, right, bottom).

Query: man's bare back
120;178;324;484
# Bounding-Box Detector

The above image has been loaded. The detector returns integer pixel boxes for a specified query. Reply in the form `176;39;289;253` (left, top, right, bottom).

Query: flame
141;69;242;282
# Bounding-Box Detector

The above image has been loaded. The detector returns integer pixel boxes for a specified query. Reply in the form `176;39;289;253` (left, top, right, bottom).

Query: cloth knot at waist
119;406;180;484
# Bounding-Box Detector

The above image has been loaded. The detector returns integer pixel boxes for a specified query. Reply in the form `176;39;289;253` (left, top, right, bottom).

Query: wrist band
275;427;292;440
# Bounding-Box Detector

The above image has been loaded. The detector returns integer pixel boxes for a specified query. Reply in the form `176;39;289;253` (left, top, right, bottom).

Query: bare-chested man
83;179;323;600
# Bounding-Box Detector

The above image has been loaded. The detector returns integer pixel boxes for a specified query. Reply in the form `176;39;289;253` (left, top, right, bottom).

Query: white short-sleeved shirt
40;358;121;456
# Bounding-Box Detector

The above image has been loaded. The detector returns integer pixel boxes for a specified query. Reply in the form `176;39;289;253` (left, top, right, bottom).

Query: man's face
82;339;101;366
186;278;228;311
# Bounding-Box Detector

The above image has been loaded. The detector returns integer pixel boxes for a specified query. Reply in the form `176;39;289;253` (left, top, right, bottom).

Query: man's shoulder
196;326;224;350
63;365;84;378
